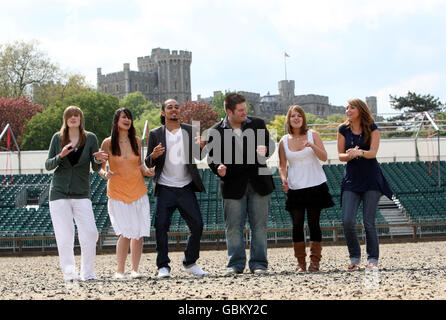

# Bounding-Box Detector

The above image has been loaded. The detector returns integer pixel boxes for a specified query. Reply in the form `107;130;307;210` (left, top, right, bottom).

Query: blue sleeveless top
338;123;393;201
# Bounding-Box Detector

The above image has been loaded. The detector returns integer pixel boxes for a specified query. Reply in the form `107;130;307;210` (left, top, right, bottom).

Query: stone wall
97;48;192;104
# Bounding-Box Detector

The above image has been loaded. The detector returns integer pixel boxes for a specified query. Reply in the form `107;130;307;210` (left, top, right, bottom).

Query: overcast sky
1;0;445;114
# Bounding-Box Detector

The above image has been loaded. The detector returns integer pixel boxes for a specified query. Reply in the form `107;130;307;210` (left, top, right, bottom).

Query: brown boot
308;241;322;272
293;242;306;272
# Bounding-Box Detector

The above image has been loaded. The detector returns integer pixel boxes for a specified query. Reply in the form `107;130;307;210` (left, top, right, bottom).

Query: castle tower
278;80;295;101
97;68;102;90
138;48;192;104
123;63;130;96
366;96;378;118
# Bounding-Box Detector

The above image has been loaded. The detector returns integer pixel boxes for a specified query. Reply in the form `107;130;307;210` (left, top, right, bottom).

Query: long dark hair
110;108;139;156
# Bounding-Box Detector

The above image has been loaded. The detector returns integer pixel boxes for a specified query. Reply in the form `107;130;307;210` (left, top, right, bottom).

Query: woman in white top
278;105;334;272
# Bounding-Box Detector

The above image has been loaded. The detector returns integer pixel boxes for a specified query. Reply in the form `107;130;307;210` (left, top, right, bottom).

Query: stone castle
199;80;377;121
97;48;377;121
97;48;192;103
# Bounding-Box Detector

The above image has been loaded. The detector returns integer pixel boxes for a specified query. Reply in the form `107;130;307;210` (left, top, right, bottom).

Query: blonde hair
342;98;375;145
59;106;87;148
285;105;308;135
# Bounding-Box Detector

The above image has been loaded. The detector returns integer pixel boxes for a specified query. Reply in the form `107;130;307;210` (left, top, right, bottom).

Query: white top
158;128;193;188
283;130;327;190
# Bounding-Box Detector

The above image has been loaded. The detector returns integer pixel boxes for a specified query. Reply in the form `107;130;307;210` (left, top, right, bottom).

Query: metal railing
1;221;445;255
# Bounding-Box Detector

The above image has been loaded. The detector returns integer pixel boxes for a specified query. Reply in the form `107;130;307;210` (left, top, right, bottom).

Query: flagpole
284;52;287;80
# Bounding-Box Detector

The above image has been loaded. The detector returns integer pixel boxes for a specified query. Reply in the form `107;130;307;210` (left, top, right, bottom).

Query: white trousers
49;199;99;280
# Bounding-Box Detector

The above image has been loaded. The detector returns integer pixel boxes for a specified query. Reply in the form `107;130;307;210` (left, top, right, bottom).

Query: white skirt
107;194;151;239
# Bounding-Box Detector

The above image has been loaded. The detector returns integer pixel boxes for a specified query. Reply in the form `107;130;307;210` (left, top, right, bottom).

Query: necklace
350;128;362;147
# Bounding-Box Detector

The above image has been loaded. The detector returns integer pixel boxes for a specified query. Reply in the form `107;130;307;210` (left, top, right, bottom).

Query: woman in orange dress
99;108;154;279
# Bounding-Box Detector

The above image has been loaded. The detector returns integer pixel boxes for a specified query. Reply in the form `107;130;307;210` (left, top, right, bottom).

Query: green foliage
133;104;163;138
435;112;446;121
119;91;150;119
211;92;226;120
266;115;286;142
327;114;345;123
211;90;255;120
390;91;445;118
266;112;344;142
22;91;119;150
32;73;93;109
65;91;120;144
22;104;65;150
0;40;59;98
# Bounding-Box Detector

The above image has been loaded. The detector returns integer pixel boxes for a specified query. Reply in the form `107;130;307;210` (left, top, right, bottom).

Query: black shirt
67;145;85;166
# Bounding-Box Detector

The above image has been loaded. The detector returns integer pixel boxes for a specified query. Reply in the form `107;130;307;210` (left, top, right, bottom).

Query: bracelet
94;157;103;164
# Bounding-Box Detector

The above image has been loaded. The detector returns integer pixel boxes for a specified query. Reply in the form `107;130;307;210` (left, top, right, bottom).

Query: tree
133;104;163;137
211;91;226;120
266;115;286;142
390;91;445;117
21;104;64;150
211;91;255;120
119;91;150;119
0;40;59;97
64;91;120;145
22;91;119;150
32;73;93;109
0;96;42;147
180;101;219;132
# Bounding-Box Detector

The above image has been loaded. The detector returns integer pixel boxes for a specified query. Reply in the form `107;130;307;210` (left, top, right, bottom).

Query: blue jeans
342;190;381;266
223;183;270;272
154;184;203;270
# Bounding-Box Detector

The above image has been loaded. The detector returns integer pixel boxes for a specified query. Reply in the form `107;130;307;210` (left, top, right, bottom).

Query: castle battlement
97;48;192;103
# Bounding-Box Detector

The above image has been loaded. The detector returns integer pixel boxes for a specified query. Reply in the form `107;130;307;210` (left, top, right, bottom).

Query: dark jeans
154;184;203;270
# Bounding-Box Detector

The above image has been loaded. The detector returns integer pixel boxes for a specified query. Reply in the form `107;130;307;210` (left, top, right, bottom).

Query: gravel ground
0;241;445;300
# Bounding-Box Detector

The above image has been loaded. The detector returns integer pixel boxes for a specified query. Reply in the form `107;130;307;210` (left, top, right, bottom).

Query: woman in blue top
337;98;392;271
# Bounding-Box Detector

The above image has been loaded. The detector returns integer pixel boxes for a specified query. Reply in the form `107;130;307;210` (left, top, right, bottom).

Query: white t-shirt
158;128;193;188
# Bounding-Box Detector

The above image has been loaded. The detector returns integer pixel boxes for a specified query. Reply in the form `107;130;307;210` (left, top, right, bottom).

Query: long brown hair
59;106;87;148
342;98;375;145
285;105;308;135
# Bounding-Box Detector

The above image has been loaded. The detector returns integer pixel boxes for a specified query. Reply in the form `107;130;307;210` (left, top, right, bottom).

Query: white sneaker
157;267;171;278
184;264;208;276
252;268;267;275
81;275;98;281
114;272;127;280
130;271;144;279
225;267;243;276
64;273;80;281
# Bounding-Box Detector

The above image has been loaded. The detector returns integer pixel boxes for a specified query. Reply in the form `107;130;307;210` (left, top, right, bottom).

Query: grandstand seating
0;161;445;238
380;161;446;223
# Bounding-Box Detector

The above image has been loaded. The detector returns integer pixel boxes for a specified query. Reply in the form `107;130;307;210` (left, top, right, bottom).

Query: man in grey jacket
145;98;207;278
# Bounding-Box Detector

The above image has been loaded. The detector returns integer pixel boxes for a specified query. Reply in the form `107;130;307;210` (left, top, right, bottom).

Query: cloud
1;0;446;110
374;73;445;114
